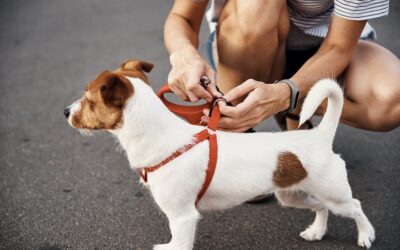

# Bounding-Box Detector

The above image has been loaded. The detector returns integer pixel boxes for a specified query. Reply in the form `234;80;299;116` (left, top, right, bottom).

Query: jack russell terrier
64;60;375;249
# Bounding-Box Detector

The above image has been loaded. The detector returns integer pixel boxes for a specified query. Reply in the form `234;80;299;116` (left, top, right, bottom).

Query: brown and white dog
65;60;375;249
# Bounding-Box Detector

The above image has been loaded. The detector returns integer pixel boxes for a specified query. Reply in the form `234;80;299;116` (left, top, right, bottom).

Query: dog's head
64;59;153;131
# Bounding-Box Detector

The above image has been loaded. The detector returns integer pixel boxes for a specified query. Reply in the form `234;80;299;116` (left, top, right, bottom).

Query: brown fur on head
67;59;154;130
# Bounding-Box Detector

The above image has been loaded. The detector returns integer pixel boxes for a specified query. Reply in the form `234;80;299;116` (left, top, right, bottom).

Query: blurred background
0;0;399;249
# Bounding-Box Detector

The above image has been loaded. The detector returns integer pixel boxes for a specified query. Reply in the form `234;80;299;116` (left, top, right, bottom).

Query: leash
157;84;212;125
138;83;225;205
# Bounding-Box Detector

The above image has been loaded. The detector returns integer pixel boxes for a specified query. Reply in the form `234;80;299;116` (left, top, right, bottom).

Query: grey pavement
0;0;399;249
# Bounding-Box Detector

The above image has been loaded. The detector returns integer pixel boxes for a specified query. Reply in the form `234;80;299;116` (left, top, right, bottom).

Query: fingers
220;126;253;133
204;66;222;98
223;79;258;103
169;84;188;101
168;70;189;101
203;108;210;116
201;114;257;132
218;92;258;119
218;101;238;117
218;116;260;132
185;68;213;102
168;61;220;103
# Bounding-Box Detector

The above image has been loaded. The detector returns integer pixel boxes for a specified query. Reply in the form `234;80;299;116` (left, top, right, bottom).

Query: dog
64;60;375;249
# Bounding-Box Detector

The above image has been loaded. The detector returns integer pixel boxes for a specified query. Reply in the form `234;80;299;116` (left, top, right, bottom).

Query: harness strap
195;132;217;204
137;129;211;182
138;84;223;205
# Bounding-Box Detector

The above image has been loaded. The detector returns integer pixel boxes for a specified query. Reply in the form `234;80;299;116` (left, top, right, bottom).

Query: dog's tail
299;79;344;142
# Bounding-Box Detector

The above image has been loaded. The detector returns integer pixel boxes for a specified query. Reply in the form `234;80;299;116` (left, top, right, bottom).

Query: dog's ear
100;73;133;108
121;59;154;73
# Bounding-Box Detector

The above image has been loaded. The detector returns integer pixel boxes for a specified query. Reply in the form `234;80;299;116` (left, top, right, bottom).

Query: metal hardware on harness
213;97;228;107
200;76;211;88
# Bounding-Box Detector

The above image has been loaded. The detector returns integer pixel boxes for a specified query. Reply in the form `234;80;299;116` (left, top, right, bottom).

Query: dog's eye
84;98;95;110
88;100;95;110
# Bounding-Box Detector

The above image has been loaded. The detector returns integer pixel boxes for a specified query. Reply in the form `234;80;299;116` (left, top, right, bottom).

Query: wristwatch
276;79;299;115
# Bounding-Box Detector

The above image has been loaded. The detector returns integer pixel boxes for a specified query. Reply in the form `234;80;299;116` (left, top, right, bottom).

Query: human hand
168;46;220;102
202;79;291;132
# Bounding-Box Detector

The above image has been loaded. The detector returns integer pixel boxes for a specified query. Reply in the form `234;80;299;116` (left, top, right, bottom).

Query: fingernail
224;95;231;101
215;92;223;97
201;116;209;123
203;109;210;116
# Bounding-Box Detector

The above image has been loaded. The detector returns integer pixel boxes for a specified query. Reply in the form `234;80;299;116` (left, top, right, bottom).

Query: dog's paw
153;243;171;250
300;225;326;241
357;227;375;249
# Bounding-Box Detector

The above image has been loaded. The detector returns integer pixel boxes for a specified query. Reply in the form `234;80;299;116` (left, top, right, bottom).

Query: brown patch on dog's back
273;151;307;188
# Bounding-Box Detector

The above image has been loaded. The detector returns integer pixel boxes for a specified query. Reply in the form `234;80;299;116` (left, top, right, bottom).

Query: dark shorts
283;47;320;79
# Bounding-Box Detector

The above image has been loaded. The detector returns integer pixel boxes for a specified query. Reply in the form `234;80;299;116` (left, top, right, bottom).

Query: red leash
137;84;223;205
157;84;212;125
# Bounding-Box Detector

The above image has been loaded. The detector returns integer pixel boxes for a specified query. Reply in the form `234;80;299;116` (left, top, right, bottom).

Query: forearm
164;0;207;55
291;44;352;100
290;15;366;100
164;13;199;54
164;1;218;102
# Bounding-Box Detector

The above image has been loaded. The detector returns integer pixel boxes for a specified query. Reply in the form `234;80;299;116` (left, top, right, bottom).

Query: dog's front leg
154;207;200;250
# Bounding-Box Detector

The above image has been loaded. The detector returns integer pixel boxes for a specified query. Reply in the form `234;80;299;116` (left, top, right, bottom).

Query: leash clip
200;76;211;89
212;97;228;107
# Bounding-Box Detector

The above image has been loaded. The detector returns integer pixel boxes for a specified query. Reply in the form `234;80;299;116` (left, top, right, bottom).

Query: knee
368;80;400;131
220;0;289;45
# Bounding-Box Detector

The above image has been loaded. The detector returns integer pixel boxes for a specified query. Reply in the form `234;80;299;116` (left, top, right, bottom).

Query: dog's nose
64;108;70;118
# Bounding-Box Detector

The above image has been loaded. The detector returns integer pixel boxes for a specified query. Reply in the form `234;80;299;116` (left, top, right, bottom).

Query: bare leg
216;0;289;99
289;40;400;131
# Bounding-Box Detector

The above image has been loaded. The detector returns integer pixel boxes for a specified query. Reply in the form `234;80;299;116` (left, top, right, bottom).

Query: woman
164;0;400;132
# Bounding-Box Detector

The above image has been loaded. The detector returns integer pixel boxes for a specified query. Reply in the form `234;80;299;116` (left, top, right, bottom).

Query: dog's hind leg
275;190;329;241
322;198;375;248
309;159;375;248
154;206;200;250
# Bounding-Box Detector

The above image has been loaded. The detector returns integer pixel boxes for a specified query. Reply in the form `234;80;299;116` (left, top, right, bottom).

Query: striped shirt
206;0;390;50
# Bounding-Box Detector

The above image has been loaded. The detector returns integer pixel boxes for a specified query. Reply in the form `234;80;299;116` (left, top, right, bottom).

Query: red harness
137;85;222;205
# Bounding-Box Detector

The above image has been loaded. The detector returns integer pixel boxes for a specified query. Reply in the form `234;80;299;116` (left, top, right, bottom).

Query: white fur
69;78;375;249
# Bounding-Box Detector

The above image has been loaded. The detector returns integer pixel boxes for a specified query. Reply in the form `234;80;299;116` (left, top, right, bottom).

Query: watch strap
276;79;299;115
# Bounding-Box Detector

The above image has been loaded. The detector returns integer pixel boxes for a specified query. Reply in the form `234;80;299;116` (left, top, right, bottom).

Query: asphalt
0;1;399;249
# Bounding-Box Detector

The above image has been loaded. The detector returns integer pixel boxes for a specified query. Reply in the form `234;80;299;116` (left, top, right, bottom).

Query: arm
216;15;366;131
291;15;366;100
164;0;206;54
164;0;219;102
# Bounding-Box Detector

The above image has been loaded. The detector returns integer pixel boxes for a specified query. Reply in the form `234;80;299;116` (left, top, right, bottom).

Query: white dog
65;60;375;249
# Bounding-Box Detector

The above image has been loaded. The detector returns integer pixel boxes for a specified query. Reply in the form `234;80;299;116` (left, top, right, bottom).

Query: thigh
216;0;289;92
